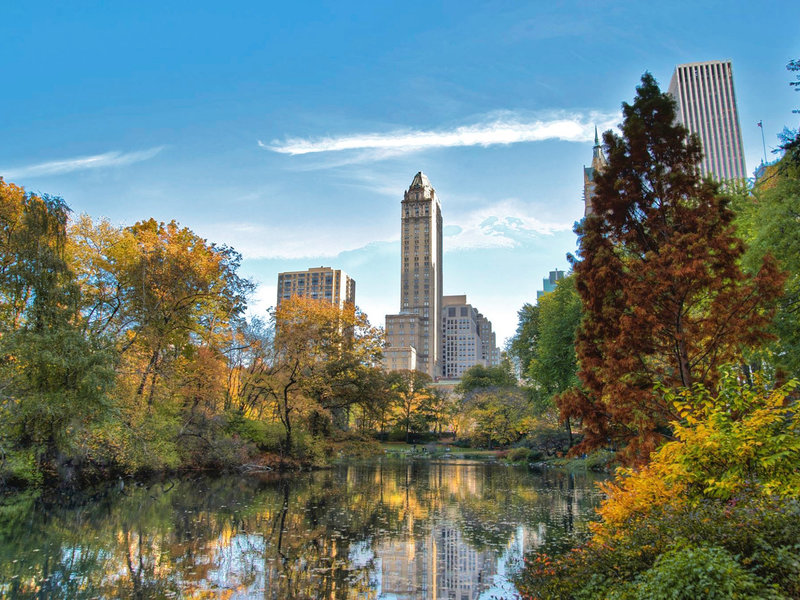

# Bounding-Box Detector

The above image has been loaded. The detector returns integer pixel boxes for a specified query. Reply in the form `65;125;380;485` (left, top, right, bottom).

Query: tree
508;303;540;379
456;364;516;395
528;275;580;396
528;274;581;445
125;219;251;403
65;216;254;473
70;217;252;406
736;157;800;380
0;181;115;482
779;58;800;163
461;388;529;448
454;363;533;448
268;296;383;452
563;73;785;462
386;370;432;443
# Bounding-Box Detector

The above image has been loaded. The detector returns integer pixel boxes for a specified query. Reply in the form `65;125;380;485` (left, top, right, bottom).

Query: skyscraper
276;266;355;308
384;172;443;377
583;127;607;216
668;60;747;182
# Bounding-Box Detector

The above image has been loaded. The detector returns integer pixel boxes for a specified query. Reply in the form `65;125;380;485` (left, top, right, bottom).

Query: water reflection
0;459;605;599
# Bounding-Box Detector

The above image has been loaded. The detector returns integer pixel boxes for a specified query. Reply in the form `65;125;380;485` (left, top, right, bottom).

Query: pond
0;458;606;599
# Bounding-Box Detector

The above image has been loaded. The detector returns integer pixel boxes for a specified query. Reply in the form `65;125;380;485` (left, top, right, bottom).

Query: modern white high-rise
668;60;747;182
384;172;443;377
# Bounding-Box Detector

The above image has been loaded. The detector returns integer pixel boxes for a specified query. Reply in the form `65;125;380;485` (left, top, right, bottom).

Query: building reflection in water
0;459;605;599
377;523;496;600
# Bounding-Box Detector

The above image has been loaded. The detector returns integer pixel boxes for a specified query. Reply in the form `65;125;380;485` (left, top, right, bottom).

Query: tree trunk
565;416;574;448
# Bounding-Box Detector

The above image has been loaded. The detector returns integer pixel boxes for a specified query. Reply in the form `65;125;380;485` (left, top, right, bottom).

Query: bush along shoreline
515;375;800;599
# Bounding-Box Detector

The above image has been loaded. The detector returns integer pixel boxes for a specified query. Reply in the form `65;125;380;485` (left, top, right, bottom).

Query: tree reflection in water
0;459;605;599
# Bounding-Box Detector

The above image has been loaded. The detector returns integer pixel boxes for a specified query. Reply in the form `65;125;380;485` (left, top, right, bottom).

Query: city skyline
1;2;798;342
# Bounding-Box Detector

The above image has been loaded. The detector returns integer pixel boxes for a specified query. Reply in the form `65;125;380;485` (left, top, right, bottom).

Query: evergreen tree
562;74;785;462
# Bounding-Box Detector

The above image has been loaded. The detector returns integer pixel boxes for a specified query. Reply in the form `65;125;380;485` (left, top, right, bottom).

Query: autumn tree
562;73;785;462
268;296;383;452
70;217;252;404
66;216;254;472
386;369;433;443
460;388;530;448
0;181;115;482
124;219;251;404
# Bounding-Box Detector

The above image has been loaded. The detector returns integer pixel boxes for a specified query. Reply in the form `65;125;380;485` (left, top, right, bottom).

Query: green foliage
517;494;800;600
0;183;117;486
736;145;800;379
521;422;574;456
517;373;800;599
506;447;533;462
225;410;285;453
508;303;539;377
527;274;580;398
456;363;516;394
291;430;327;467
459;388;531;448
508;276;581;451
623;544;779;600
664;374;800;499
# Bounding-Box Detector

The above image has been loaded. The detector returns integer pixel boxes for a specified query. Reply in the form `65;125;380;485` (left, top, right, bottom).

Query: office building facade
384;172;443;377
440;295;500;380
537;269;565;299
668;60;747;182
276;266;355;308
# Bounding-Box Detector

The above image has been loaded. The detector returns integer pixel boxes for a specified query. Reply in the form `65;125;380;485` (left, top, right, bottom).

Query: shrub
224;411;284;453
583;450;614;472
516;375;800;599
521;424;574;456
507;447;532;462
623;544;780;600
291;430;326;467
517;487;800;599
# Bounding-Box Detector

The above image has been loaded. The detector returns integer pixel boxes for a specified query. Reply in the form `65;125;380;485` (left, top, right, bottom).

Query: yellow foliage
594;374;800;540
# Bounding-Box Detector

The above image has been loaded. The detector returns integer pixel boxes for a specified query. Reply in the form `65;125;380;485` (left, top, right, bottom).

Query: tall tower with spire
583;127;607;216
383;172;443;377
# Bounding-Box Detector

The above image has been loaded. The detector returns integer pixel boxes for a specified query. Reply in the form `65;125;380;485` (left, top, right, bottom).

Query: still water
0;458;606;599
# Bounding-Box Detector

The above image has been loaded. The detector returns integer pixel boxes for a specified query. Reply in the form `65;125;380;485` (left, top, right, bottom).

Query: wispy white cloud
209;197;571;261
262;111;618;158
1;147;164;179
196;221;396;261
446;198;573;251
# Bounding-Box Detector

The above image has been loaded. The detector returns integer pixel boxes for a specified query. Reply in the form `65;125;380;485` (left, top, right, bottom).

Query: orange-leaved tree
561;73;786;463
268;296;383;453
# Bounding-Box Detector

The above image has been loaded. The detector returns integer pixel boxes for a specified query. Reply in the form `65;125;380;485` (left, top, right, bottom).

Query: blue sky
2;1;799;342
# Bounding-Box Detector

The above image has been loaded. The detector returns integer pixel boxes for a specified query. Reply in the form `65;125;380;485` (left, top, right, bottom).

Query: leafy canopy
563;73;785;462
